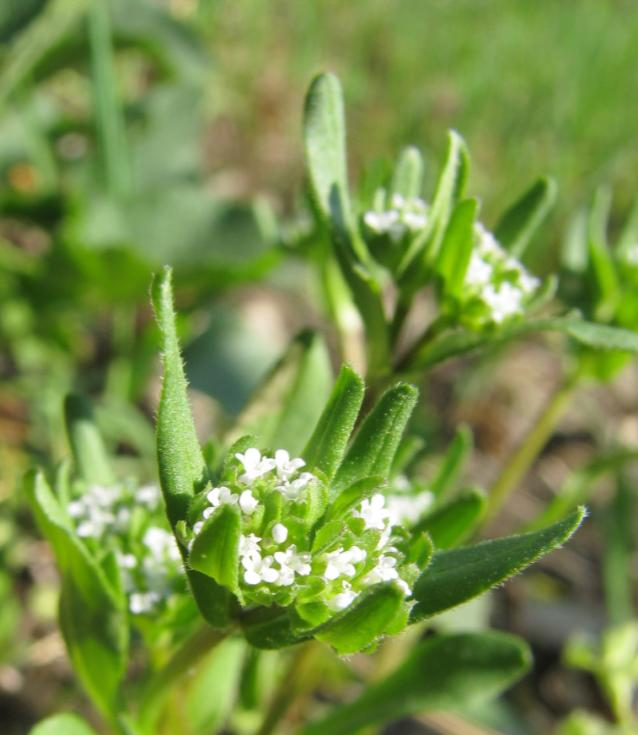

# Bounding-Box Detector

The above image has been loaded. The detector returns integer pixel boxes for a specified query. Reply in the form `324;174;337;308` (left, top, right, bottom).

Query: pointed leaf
240;606;309;650
301;632;531;735
229;330;332;454
303;365;364;479
410;507;586;622
323;476;385;524
29;714;100;735
189;504;241;596
314;584;405;655
26;472;127;719
391;146;423;199
334;383;418;490
414;488;486;548
495;176;557;258
435;198;478;297
152;267;208;525
64;394;114;486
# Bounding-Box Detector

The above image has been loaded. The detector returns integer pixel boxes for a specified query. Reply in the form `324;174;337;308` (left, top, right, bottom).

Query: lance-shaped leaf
303;365;364;479
301;631;531;735
152;267;231;626
435;198;478;298
410;507;586;622
495;176;557;258
414;488;486;549
229;330;332;455
189;504;241;597
240;606;309;650
391;146;424;200
30;714;100;735
303;73;389;375
322;476;385;524
64;394;114;486
399;129;469;278
430;425;473;498
334;383;418;490
152;267;208;525
26;472;127;720
313;584;405;655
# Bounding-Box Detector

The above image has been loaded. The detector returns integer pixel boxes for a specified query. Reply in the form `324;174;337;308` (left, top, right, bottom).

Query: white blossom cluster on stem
68;481;182;615
464;223;540;324
189;448;419;620
363;192;428;243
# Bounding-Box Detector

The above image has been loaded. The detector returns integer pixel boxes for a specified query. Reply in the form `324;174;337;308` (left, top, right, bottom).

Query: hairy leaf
391;146;423;200
302;632;531;735
303;365;364;479
189;504;241;597
415;488;486;548
411;507;586;622
435;198;478;297
64;394;114;486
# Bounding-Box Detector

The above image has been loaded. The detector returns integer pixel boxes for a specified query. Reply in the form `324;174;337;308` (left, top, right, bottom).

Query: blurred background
1;1;637;733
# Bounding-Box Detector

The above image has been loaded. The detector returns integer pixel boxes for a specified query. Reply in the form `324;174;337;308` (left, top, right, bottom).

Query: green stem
254;641;319;735
486;371;581;522
137;624;232;729
394;314;450;375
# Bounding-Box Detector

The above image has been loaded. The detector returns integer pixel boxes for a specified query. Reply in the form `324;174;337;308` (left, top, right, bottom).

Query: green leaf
302;365;364;480
29;713;99;735
301;631;531;735
152;266;208;525
240;606;309;650
495;176;557;258
314;584;405;655
323;476;385;524
334;383;418;490
186;638;245;734
64;394;114;486
229;330;332;455
152;267;230;626
435;198;478;297
410;507;586;622
415;488;486;548
26;472;127;719
391;146;423;199
399;129;469;276
189;504;241;597
430;425;473;498
303;72;352;240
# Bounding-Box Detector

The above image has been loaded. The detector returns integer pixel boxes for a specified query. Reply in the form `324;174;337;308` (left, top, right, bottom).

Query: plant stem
486;371;580;522
254;641;319;735
137;624;232;729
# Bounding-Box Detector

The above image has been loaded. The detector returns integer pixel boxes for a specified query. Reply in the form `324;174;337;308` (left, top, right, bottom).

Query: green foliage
29;713;99;735
411;507;586;622
302;632;531;735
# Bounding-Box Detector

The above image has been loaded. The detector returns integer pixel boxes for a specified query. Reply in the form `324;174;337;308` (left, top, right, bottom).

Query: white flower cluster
465;223;540;323
191;444;415;614
364;193;428;243
68;482;182;615
385;488;434;527
192;449;317;535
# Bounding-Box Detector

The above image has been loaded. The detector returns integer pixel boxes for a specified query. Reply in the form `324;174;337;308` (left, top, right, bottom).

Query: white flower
465;251;493;287
239;533;262;560
206;486;238;508
482;282;524;323
137;484;161;507
353;494;391;531
242;554;279;585
193;521;204;535
323;546;366;581
239;489;259;515
68;500;85;518
275;471;316;500
385;490;434;526
274;450;305;479
276;545;312;576
144;527;180;561
129;591;161;615
403;212;428;231
235;448;276;483
328;581;359;611
391;193;406;209
363;554;402;586
117;553;137;569
272;523;288;544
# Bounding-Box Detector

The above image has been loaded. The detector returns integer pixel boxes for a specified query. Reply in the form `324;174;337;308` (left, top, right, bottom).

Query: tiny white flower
328;581;359;611
239;533;262;560
129;591;161;615
137;484;161;507
385;490;434;526
272;523;288;544
206;486;238;508
275;545;312;576
274;450;305;479
391;193;406;209
465;252;493;287
77;520;98;537
235;448;276;482
353;493;391;531
403;212;428;231
323;546;366;581
68;500;85;518
117;553;137;569
242;554;279;585
482;282;524;323
202;506;215;519
193;521;204;535
275;471;316;500
363;555;409;595
239;489;259;515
